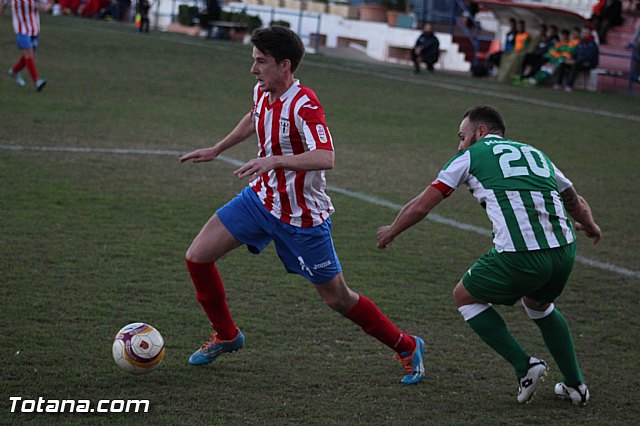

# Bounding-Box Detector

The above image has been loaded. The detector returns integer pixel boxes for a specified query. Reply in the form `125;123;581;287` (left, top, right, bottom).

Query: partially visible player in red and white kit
1;0;9;18
179;26;426;385
8;0;47;91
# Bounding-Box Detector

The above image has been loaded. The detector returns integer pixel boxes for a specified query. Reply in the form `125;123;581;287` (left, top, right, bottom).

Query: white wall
511;0;593;18
195;2;472;72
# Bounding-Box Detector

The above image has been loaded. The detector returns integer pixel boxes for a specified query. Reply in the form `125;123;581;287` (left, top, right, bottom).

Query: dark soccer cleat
36;79;47;92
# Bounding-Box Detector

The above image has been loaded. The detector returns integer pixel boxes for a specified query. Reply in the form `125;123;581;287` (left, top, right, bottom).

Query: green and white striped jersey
437;135;575;253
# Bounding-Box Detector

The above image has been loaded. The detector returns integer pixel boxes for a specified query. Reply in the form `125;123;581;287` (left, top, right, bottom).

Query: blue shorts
16;34;39;50
216;187;342;285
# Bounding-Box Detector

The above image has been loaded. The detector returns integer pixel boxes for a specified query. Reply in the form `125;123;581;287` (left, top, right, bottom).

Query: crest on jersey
280;118;290;137
316;125;328;143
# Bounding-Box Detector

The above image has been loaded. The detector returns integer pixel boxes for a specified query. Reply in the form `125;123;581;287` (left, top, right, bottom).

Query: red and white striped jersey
250;80;335;228
12;0;40;36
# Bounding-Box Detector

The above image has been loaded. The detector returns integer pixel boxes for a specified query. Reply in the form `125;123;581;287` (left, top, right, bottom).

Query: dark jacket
415;32;440;63
573;39;599;68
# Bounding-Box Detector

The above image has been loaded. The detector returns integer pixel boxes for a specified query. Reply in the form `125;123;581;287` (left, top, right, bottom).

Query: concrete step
597;73;640;94
599;50;635;72
605;31;636;46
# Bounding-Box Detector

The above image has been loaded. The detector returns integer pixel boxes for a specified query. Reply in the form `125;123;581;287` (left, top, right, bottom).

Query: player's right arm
377;151;466;249
376;184;448;249
179;113;255;163
560;186;602;244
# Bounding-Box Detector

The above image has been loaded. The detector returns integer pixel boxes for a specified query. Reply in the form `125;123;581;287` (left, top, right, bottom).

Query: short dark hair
251;26;305;73
462;105;506;135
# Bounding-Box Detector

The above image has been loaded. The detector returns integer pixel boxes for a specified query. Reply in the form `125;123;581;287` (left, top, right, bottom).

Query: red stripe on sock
12;55;26;73
186;259;237;341
24;57;38;83
345;295;416;354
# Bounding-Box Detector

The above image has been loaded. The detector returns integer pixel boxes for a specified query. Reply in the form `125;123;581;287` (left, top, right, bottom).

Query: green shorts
462;243;576;306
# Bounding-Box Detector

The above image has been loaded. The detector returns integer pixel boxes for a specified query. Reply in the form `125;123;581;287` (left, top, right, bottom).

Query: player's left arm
234;98;334;178
554;163;601;244
376;184;448;249
234;149;334;179
561;186;602;244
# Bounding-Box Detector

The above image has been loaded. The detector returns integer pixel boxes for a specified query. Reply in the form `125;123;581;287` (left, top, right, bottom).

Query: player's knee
185;240;209;263
321;289;356;313
185;247;208;263
185;246;197;262
322;295;347;313
452;282;466;306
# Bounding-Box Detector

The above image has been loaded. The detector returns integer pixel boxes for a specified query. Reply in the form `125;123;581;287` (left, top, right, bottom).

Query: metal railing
448;0;493;65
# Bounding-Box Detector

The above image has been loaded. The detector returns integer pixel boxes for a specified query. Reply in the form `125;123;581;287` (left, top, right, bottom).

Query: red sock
186;259;237;341
24;57;38;83
12;55;26;73
345;295;416;355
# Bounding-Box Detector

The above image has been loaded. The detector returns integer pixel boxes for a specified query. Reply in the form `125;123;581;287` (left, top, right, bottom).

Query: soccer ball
112;323;165;374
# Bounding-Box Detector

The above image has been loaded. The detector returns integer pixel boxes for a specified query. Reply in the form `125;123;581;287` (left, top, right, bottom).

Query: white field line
56;18;640;123
2;144;638;278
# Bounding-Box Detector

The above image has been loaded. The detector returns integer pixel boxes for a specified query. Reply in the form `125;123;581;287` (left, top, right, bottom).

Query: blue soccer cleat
189;329;245;366
396;336;425;384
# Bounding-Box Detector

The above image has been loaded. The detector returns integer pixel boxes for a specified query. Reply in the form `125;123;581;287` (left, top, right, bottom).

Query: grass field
1;15;639;425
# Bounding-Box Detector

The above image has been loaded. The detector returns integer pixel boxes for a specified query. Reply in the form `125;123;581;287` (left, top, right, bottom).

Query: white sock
457;303;492;321
522;301;554;320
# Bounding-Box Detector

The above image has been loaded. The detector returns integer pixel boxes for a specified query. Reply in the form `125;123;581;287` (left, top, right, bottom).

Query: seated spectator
514;20;531;53
527;29;576;85
495;19;532;82
519;24;553;79
555;26;599;91
547;24;559;45
411;23;440;73
485;18;517;75
592;0;623;44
